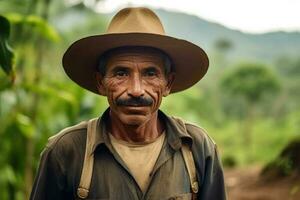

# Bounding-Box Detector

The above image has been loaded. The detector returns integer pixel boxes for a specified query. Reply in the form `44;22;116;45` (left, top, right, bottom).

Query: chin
110;106;156;126
119;114;149;126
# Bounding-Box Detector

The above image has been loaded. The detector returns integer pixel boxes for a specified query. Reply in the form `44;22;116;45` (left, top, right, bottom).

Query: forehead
106;47;165;65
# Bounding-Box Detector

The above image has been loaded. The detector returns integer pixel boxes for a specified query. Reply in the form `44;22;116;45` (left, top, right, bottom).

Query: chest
70;146;192;200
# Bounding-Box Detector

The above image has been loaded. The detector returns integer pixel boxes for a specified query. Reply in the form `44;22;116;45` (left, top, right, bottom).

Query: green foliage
222;155;237;168
0;1;108;199
261;137;300;179
276;56;300;77
221;63;280;103
274;56;300;114
0;15;14;81
6;13;61;42
208;111;300;166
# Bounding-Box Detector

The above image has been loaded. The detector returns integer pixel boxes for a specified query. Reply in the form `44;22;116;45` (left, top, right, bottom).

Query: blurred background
0;0;299;199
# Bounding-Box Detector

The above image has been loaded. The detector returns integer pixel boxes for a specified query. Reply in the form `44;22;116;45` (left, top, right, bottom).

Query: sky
78;0;300;33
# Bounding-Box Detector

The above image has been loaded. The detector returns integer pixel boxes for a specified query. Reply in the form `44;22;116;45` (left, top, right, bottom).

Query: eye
114;69;128;77
144;68;158;77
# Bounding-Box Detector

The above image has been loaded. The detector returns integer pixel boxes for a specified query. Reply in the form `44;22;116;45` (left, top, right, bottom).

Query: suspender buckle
191;181;199;193
77;187;89;199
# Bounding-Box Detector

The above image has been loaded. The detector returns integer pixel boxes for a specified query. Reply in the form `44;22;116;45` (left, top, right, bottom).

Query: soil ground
225;166;300;200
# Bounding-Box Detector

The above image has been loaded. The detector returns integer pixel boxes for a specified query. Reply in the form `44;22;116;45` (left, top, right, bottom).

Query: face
96;48;175;126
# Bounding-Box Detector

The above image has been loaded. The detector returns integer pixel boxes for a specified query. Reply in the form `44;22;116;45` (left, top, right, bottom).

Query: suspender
76;118;199;199
77;118;97;199
181;143;199;199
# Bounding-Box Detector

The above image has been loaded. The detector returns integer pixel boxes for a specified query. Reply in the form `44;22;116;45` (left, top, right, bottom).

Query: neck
109;111;163;143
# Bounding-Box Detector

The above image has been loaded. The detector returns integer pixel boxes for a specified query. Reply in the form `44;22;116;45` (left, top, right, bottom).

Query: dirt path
224;166;300;200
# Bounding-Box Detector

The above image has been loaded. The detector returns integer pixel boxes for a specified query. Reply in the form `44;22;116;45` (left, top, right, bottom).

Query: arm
30;148;67;200
199;146;227;200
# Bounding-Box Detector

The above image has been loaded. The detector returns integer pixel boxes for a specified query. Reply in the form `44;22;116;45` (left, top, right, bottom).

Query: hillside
154;9;300;63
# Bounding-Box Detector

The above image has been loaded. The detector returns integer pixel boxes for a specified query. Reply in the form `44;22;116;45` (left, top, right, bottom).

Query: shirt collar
91;108;193;154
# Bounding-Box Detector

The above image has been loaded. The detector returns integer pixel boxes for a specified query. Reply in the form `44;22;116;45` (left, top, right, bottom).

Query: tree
222;63;280;103
215;38;232;53
272;56;300;118
0;1;108;199
220;63;280;159
213;38;233;71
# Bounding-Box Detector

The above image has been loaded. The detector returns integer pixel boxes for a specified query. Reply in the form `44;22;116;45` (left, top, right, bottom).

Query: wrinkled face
96;48;174;126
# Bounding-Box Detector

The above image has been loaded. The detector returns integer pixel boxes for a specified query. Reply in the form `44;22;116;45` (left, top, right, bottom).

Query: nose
127;74;145;97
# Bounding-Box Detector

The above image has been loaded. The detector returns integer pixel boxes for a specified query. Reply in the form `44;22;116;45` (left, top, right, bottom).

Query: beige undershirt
109;132;166;193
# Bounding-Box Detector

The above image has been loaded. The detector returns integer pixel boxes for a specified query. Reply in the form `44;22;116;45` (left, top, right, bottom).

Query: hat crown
106;7;165;35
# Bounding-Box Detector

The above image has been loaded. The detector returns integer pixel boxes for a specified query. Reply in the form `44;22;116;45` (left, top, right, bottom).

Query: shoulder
41;120;91;165
170;116;215;144
185;121;216;145
39;120;91;173
170;116;217;153
46;120;88;150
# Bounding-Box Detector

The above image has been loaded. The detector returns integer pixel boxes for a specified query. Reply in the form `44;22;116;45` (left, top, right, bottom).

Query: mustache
116;96;153;107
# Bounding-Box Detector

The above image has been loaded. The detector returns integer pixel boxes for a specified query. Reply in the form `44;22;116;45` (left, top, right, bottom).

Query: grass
207;114;300;167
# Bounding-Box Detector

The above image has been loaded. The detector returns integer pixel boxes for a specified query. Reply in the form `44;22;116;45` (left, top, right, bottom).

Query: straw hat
62;7;209;95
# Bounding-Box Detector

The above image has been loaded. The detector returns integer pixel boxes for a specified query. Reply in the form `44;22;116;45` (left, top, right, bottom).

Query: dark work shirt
30;109;226;200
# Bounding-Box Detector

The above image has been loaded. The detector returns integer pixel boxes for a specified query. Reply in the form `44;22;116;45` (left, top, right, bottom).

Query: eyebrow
110;65;129;72
143;66;159;71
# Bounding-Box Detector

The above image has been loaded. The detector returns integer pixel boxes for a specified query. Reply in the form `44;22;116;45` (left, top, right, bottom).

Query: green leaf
0;15;15;79
6;13;61;42
0;165;16;184
16;113;35;139
0;71;14;90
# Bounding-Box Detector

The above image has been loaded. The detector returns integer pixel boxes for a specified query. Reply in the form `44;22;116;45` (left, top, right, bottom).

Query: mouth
121;103;148;107
121;105;148;114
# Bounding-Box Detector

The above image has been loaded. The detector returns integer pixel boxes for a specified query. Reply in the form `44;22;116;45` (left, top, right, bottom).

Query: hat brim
62;32;209;95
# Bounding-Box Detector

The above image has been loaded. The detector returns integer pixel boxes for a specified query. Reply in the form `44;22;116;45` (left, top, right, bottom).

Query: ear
163;72;175;97
95;72;107;96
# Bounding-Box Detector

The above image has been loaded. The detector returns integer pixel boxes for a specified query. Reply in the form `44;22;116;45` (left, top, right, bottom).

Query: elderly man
30;7;226;200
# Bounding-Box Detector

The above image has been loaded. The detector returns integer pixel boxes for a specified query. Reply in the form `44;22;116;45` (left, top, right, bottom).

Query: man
30;7;226;200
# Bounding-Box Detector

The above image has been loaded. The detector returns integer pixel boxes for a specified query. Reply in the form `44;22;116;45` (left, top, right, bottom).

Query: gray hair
97;46;173;76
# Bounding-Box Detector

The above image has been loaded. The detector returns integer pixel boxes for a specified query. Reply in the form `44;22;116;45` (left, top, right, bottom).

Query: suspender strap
181;143;199;199
77;118;98;199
